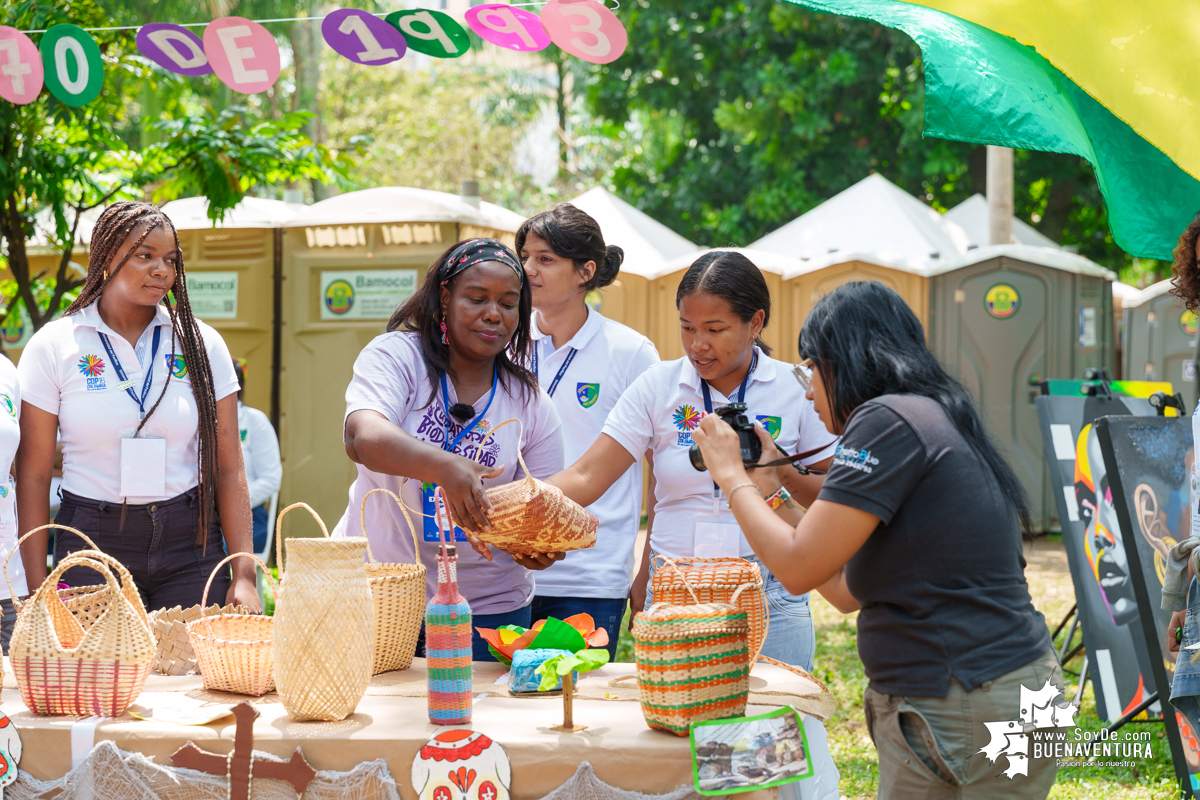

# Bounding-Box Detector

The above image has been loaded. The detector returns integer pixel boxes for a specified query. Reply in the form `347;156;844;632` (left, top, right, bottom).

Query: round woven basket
150;602;251;676
10;549;154;716
360;488;426;675
5;524;110;629
649;555;769;662
187;553;277;696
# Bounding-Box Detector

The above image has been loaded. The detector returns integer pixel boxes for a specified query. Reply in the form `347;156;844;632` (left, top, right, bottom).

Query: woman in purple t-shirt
334;239;565;662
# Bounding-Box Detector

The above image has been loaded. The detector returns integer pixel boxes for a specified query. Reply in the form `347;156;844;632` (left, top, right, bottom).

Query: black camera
689;403;762;472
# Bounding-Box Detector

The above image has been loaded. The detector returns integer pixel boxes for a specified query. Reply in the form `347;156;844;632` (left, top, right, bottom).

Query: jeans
530;595;626;660
1171;577;1200;745
55;487;230;613
418;602;534;663
0;598;15;655
252;503;269;554
646;552;816;671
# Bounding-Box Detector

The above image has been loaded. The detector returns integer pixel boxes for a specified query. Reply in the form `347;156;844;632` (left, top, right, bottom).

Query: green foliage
534;649;610;692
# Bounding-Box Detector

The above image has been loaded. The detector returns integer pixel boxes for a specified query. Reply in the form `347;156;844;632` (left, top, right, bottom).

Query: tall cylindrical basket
273;503;374;721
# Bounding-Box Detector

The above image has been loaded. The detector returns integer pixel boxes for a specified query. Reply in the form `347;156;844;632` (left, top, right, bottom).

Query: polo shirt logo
756;415;782;440
166;353;188;379
0;395;14;418
78;354;107;391
673;403;701;446
576;383;599;408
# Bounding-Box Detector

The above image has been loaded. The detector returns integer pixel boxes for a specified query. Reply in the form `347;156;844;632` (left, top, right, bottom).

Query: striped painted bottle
426;488;472;724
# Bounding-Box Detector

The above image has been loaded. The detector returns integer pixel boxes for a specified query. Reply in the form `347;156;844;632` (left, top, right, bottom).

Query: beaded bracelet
726;482;762;502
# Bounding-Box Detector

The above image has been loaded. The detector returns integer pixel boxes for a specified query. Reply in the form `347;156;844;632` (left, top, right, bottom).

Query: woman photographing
692;281;1058;798
16;201;257;611
547;251;835;669
333;238;564;661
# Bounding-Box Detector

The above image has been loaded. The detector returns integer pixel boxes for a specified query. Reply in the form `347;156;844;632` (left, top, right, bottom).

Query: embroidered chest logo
78;354;107;391
756;415;782;440
166;353;188;379
0;395;14;418
673;403;702;446
576;383;599;408
240;429;248;442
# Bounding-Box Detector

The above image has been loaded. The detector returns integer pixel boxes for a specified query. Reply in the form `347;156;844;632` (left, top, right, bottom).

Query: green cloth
790;0;1200;260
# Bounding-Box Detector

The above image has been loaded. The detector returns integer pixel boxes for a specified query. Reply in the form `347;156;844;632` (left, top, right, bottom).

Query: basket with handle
5;524;112;629
649;555;769;662
186;552;278;696
359;488;427;674
9;549;155;716
149;602;251;676
631;581;753;736
469;418;598;555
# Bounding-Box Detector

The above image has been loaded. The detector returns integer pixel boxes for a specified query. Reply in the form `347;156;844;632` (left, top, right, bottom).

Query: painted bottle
426;486;473;724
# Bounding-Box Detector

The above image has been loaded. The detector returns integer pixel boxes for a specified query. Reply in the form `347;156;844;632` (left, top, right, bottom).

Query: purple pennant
137;23;212;76
321;9;406;65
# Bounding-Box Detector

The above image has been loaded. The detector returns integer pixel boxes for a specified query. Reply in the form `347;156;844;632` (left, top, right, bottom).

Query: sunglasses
791;359;814;393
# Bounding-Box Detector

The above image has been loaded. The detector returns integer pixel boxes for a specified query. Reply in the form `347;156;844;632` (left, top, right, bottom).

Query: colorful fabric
440;238;525;286
790;0;1200;260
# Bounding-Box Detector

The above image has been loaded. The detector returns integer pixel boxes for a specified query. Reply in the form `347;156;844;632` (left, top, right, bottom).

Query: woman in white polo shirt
517;204;659;657
0;352;25;652
547;251;837;669
15;201;258;612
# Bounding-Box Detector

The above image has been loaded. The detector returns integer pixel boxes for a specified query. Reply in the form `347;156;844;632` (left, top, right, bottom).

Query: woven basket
186;553;278;696
650;555;769;662
274;503;374;721
10;549;154;716
631;583;752;736
360;488;426;675
474;419;598;555
5;524;110;628
149;603;251;676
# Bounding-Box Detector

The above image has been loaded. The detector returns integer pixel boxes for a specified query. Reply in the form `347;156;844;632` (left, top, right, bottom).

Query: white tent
943;194;1060;249
160;197;304;230
749;173;971;262
568;187;697;278
657;247;805;280
284;186;509;229
23;205;104;252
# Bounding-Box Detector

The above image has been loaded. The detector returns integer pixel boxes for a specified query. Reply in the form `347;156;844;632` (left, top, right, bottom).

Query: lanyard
440;366;499;453
533;341;578;398
98;326;162;420
699;352;758;503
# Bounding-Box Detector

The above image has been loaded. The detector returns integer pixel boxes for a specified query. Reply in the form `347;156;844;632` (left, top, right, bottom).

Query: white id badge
694;516;742;558
120;433;167;498
1191;463;1200;539
0;477;16;545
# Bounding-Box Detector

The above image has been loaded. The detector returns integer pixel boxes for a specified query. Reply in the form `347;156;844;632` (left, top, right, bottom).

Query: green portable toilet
1122;279;1197;408
927;245;1116;532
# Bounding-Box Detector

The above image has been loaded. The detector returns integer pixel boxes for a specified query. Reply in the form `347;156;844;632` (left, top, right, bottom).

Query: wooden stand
550;672;587;733
172;702;317;800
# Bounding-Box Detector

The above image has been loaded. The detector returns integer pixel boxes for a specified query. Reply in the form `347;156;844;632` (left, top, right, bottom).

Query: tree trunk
1038;177;1077;245
291;7;327;200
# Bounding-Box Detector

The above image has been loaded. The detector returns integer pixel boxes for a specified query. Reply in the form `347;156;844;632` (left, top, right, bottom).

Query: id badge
422;482;467;543
0;477;16;545
119;429;167;498
694;515;742;559
1191;464;1200;539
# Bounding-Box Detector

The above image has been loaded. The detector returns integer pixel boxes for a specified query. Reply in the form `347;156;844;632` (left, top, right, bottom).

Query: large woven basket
360;488;426;675
149;603;251;676
650;555;769;662
631;585;752;736
10;550;154;716
5;524;110;628
187;553;278;696
473;419;598;555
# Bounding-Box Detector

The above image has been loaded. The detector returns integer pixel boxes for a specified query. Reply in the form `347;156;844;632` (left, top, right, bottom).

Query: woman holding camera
692;281;1057;798
547;251;836;669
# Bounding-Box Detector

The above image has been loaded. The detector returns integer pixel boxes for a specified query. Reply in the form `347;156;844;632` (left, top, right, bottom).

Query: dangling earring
440;313;448;345
102;269;108;282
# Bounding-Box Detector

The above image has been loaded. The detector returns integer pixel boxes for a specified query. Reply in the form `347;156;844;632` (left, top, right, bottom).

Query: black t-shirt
817;393;1050;697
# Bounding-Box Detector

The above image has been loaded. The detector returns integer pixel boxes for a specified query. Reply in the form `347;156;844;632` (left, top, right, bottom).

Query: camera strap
700;353;757;506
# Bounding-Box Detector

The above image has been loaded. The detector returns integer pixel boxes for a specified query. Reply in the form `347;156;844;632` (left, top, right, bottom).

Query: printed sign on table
320;269;417;321
137;23;212;76
204;17;280;95
186;271;239;320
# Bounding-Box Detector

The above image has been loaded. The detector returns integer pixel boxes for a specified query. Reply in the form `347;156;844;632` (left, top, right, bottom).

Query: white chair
256;491;280;605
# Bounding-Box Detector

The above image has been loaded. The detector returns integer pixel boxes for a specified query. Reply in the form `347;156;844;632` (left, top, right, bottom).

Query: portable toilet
1122;279;1197;407
159;197;302;422
1112;281;1142;380
649;248;801;361
279;187;524;524
944;194;1061;249
750;173;966;361
927;244;1117;532
568;187;697;339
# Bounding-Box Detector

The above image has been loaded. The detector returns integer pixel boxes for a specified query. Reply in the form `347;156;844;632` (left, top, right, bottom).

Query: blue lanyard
98;326;162;420
440;366;499;453
699;352;757;499
533;341;577;398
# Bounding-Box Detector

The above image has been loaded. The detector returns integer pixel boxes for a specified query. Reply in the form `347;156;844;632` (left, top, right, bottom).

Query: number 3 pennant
540;0;627;64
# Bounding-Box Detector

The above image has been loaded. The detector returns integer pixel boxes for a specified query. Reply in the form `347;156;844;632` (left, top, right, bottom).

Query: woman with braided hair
15;201;259;612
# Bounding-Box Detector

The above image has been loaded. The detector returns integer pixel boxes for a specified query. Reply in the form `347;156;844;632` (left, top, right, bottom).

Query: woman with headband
332;238;565;661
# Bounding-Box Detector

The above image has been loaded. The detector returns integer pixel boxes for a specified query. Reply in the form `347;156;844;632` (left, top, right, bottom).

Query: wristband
765;486;791;511
726;482;762;503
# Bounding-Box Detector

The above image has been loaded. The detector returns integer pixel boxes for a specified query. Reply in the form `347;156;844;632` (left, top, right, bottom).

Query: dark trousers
531;595;625;660
55;487;229;613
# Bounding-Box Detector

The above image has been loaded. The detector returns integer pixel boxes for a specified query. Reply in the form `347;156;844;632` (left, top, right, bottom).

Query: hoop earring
440;314;448;346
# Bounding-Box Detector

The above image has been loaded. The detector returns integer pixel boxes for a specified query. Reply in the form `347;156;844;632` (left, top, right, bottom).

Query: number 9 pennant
540;0;627;64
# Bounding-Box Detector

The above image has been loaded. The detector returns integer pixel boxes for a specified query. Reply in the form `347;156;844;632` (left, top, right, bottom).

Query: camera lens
689;443;707;472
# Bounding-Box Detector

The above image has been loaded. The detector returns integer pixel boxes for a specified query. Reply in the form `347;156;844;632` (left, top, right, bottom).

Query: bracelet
765;485;791;511
726;482;762;503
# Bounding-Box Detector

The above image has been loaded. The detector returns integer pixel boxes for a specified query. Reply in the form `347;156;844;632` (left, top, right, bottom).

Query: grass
612;536;1185;799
